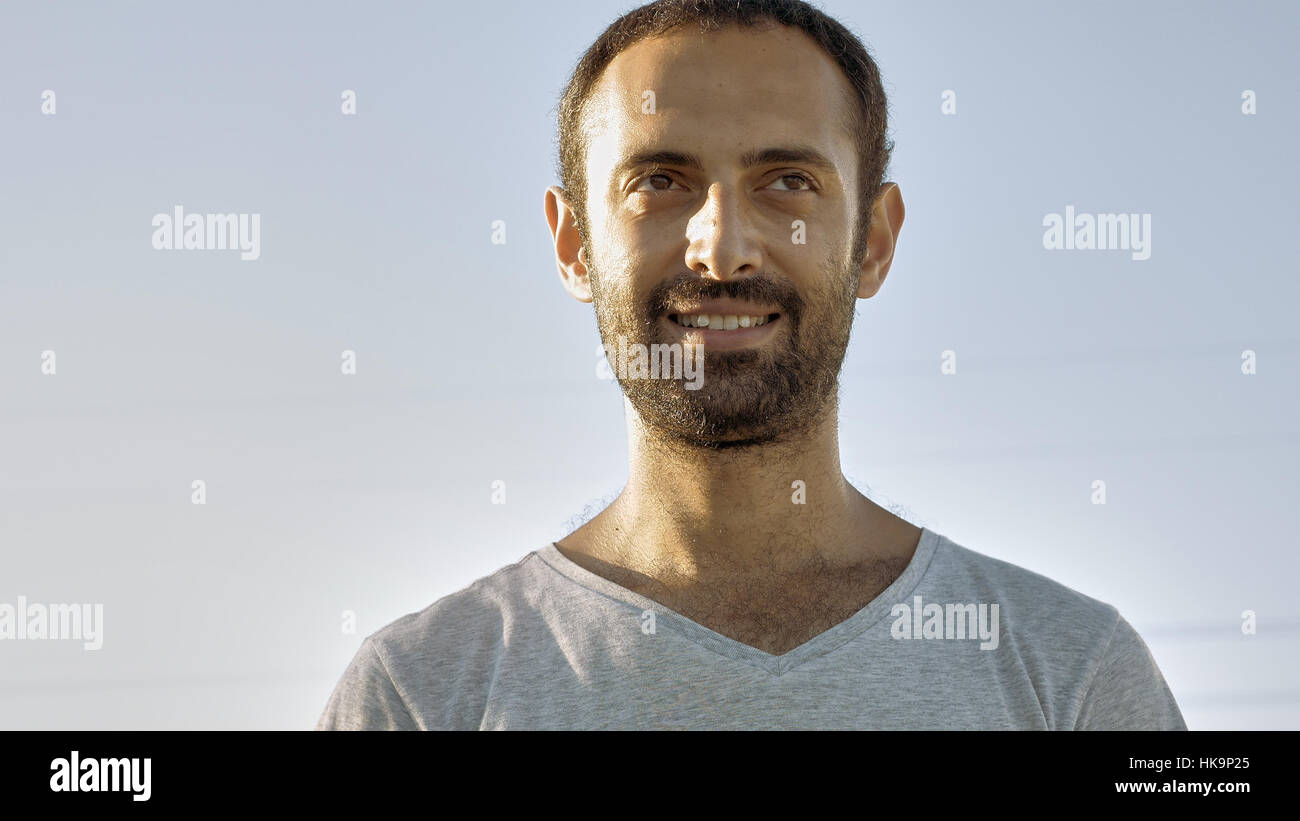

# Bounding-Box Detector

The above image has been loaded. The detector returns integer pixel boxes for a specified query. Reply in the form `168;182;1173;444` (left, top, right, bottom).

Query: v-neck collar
534;527;942;676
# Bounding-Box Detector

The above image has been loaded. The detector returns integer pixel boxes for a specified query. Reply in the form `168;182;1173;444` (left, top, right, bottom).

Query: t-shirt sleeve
315;637;421;730
1073;613;1187;730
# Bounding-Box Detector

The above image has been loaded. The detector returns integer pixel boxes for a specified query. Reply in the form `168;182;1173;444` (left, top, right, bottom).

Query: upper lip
664;300;780;317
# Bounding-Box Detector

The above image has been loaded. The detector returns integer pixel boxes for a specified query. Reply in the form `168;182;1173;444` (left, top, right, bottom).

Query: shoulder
317;549;558;730
367;549;554;661
928;531;1122;642
925;530;1185;729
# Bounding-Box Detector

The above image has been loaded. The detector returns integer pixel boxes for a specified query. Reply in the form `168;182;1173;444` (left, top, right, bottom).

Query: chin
640;403;802;451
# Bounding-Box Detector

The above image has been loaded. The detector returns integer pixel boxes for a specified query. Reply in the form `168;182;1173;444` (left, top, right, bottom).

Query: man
317;0;1186;730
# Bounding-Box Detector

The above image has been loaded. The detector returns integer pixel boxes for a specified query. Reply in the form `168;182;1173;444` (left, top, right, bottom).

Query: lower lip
661;315;781;351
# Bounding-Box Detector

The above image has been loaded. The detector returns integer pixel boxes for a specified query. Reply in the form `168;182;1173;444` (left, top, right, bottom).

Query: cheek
620;220;679;264
605;230;676;290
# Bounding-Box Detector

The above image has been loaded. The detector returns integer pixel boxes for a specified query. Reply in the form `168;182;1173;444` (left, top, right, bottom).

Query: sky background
1;0;1296;730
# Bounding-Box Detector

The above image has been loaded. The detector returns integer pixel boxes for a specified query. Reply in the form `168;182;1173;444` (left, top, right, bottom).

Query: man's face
579;24;869;449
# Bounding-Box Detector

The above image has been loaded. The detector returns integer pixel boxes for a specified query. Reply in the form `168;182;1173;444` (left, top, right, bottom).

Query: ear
545;185;593;303
856;182;905;300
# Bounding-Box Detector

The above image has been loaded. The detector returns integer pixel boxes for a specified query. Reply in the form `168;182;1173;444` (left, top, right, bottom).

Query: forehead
583;24;857;179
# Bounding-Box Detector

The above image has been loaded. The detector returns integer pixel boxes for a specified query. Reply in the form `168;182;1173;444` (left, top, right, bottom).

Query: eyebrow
613;144;841;181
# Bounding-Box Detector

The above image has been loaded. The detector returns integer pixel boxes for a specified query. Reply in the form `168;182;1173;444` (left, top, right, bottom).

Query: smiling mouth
667;312;781;330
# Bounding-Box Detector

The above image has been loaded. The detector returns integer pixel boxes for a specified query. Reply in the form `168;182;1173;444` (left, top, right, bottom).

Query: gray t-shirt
316;527;1187;730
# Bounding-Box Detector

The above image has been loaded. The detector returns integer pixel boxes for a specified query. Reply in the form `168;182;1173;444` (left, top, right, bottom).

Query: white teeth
675;313;772;330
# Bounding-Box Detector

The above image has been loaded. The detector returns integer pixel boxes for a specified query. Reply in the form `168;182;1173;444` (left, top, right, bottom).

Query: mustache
644;273;804;323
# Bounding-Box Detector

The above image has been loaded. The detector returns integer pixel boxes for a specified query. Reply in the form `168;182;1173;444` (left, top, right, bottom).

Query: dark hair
554;0;894;262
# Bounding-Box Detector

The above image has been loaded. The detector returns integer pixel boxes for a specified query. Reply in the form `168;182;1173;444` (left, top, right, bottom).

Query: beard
587;236;863;451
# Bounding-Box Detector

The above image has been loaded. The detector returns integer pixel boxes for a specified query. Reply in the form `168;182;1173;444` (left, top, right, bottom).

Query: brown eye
770;174;812;191
635;173;677;191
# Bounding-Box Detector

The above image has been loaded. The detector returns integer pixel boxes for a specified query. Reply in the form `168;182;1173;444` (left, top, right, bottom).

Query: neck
572;394;902;582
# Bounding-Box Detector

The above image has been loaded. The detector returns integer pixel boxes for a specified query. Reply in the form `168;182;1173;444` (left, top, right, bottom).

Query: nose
684;182;764;282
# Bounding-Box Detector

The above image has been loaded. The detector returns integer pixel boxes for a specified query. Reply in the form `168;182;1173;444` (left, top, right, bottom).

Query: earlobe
856;265;883;300
568;249;594;303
